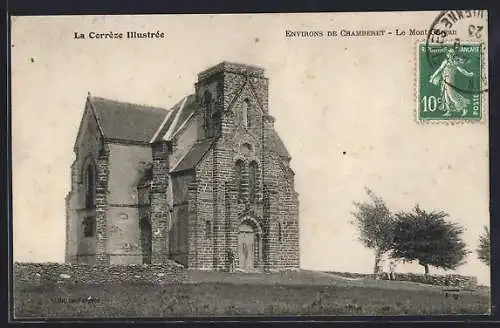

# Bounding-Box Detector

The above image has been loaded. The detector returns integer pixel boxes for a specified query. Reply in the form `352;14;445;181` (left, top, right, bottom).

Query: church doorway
140;217;152;264
238;222;256;271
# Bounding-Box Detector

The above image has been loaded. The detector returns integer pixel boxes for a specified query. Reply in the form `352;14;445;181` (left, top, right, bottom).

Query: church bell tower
194;61;269;141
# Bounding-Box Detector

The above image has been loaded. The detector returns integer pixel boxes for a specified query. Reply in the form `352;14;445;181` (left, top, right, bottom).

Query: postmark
416;10;488;122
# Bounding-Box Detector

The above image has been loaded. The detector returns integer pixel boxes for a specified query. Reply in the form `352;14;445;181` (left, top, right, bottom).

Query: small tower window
203;90;214;137
242;99;251;128
278;222;282;242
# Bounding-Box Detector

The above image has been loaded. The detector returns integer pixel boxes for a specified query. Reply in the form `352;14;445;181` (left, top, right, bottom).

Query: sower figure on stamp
429;48;474;117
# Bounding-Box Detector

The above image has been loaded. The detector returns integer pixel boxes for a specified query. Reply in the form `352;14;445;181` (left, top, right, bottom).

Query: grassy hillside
14;270;490;318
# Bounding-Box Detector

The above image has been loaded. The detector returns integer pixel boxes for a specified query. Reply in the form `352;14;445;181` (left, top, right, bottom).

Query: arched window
242;99;249;127
85;163;95;209
278;222;282;242
235;160;245;200
249;161;258;203
203;90;213;137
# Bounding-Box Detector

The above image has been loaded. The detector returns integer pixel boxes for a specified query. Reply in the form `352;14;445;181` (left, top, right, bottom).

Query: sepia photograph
11;10;490;319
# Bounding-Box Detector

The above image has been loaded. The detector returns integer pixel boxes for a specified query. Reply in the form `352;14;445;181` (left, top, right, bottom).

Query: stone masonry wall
328;271;479;288
219;107;265;271
14;262;186;288
212;109;239;271
275;155;300;269
262;113;300;271
187;178;199;268
267;153;299;270
95;146;110;264
188;62;298;272
150;141;171;264
193;147;215;270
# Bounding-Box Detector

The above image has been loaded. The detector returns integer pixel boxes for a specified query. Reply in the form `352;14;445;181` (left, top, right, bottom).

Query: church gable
228;88;263;139
226;78;264;115
73;97;104;154
225;83;291;163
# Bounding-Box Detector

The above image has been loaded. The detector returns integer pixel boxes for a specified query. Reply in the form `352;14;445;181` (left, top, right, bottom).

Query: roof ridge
163;96;188;140
149;106;177;143
150;94;197;143
89;95;169;112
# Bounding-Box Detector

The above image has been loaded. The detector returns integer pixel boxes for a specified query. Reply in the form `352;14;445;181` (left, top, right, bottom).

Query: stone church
65;62;300;272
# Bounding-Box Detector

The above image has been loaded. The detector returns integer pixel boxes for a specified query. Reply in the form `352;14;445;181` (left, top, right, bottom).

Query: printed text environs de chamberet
74;31;166;40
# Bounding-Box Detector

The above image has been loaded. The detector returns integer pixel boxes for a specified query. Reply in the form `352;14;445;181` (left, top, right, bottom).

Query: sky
11;12;490;285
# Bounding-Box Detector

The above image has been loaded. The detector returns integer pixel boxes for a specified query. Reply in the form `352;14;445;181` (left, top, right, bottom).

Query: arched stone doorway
140;217;152;264
238;218;262;271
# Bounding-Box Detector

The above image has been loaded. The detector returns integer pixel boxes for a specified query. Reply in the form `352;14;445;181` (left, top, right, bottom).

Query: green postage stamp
417;43;483;121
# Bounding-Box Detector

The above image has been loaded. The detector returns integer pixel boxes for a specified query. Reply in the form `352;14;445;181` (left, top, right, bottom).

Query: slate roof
169;95;197;137
151;94;197;142
170;139;214;173
84;94;289;170
149;98;184;142
89;96;169;143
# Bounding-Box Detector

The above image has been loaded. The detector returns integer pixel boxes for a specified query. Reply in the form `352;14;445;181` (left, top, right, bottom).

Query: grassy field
13;270;490;318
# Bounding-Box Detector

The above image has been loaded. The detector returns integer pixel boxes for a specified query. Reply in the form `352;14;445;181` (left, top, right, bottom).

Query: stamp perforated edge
414;39;488;125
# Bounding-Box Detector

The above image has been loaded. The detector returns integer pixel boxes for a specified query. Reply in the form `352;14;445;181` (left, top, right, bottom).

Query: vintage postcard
11;10;490;319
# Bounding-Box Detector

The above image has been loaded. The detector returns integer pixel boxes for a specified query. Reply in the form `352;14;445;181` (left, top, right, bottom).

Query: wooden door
238;223;255;271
